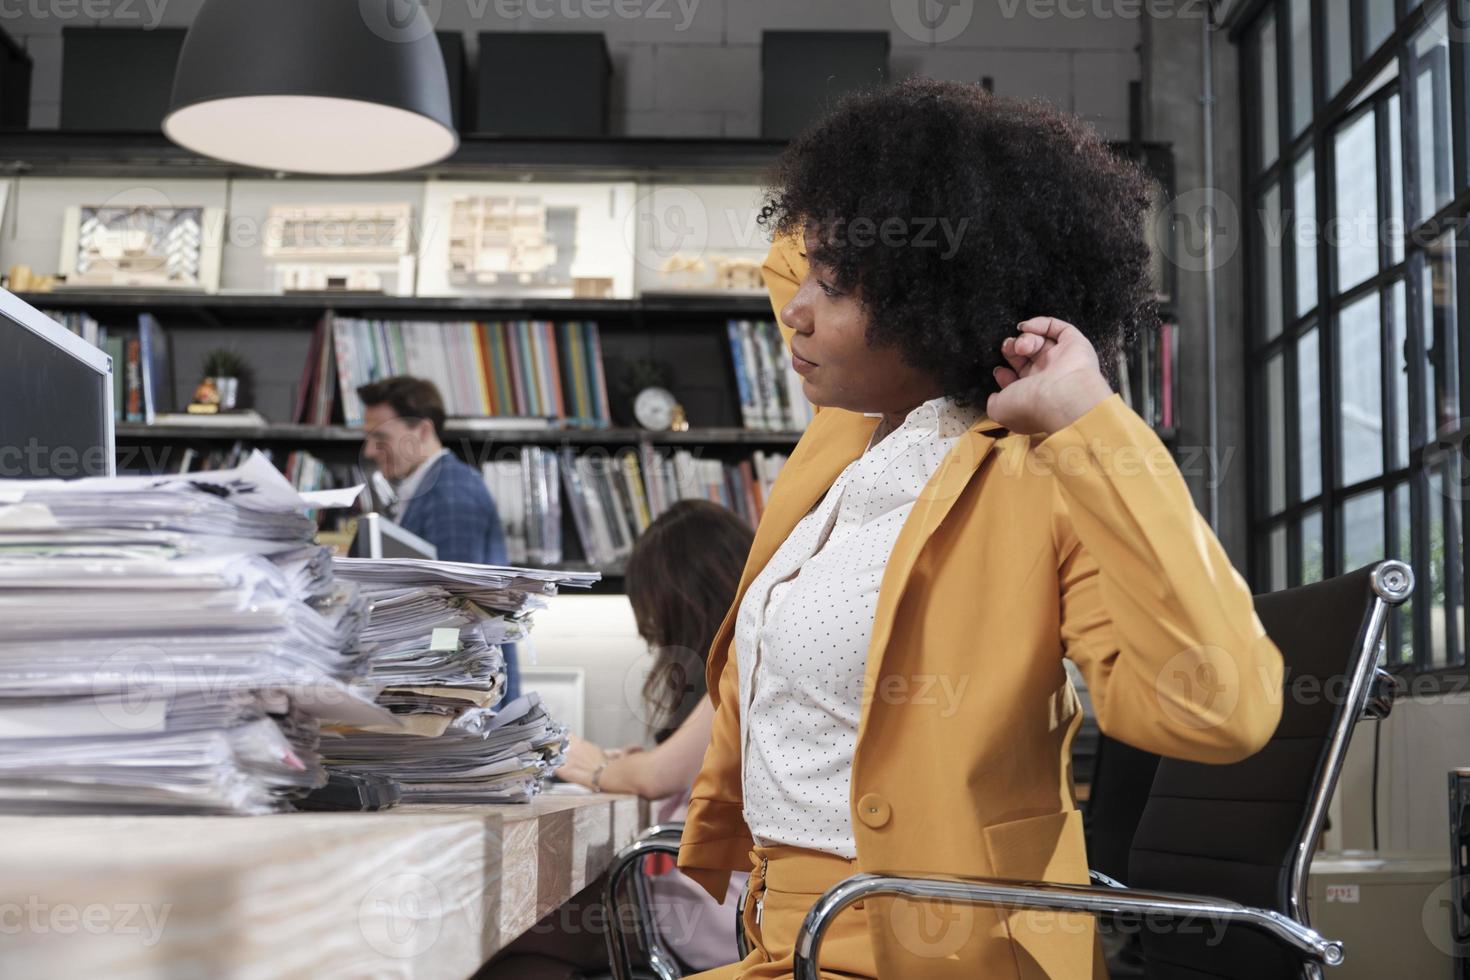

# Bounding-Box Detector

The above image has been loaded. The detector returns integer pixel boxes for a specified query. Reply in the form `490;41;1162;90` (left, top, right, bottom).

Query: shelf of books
3;147;1180;590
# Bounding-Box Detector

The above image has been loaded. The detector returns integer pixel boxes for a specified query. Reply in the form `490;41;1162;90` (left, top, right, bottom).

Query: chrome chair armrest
603;823;687;980
792;872;1343;980
735;876;752;959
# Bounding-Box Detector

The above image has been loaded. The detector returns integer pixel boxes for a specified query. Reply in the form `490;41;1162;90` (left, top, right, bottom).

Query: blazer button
856;793;892;829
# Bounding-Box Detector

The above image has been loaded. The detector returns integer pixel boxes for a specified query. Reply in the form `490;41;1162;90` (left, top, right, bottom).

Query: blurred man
358;376;519;702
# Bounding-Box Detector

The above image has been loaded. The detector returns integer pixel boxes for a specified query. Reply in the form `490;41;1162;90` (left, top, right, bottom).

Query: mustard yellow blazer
677;233;1285;978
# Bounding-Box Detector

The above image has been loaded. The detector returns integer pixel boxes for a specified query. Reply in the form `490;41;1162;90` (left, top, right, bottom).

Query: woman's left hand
985;316;1115;436
556;734;609;788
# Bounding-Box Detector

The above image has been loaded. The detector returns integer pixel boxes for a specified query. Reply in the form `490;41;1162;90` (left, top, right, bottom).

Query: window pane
1339;292;1384;486
1427;463;1465;667
1266;354;1287;514
1342;489;1386;572
1390;483;1413;664
1257;14;1280;170
1270;524;1288;592
1326;0;1351;97
1261;183;1284;340
1388;95;1404;265
1390;279;1409;470
1422;233;1460;439
1294;151;1319;316
1414;13;1453;223
1301;507;1325;584
1290;0;1314;136
1365;0;1395;57
1334;111;1379;293
1299;326;1322;501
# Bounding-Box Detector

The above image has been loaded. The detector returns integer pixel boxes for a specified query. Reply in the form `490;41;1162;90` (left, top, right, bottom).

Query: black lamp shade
164;0;457;174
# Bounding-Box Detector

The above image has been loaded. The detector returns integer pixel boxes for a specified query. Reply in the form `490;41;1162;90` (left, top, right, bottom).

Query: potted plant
200;348;249;412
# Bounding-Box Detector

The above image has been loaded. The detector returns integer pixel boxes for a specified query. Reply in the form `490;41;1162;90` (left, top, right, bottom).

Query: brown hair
625;499;754;743
356;376;447;439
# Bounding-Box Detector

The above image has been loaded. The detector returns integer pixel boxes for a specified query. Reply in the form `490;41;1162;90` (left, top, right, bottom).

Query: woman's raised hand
985;316;1114;436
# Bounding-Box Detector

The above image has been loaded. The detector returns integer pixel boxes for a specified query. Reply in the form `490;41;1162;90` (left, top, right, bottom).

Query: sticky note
430;628;460;652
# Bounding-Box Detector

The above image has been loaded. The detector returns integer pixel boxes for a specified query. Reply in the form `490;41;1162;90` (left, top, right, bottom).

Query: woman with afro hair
675;78;1283;979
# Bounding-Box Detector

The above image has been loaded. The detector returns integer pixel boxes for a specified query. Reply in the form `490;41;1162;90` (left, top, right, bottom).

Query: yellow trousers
688;844;876;980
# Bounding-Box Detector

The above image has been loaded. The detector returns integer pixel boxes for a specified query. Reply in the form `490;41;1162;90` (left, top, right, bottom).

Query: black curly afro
757;76;1158;410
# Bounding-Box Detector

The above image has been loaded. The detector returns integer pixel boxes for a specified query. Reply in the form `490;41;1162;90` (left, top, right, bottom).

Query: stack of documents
326;692;569;803
0;452;392;814
325;557;595;798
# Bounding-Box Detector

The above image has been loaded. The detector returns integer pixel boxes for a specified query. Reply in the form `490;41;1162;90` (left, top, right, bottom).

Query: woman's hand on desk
987;316;1114;435
556;735;610;789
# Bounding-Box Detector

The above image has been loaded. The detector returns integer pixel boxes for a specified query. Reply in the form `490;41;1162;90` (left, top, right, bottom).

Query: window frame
1241;0;1470;673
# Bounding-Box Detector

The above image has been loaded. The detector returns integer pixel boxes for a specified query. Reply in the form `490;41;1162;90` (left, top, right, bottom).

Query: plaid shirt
399;453;519;704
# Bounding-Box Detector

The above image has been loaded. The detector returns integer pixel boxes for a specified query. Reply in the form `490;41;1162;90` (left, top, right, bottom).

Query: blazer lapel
703;408;878;705
855;418;1005;745
703;408;1006;720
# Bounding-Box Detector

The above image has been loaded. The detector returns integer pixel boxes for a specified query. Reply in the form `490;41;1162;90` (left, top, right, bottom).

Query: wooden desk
0;792;644;979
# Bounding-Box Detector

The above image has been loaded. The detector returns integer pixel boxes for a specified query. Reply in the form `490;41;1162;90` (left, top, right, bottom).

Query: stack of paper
326;692;569;803
324;556;595;799
0;452;393;814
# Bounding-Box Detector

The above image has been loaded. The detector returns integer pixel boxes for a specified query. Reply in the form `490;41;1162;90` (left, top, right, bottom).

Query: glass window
1427;463;1465;667
1388;95;1404;265
1266;354;1287;514
1261;183;1284;340
1391;482;1413;664
1290;0;1315;136
1326;0;1352;97
1414;12;1453;224
1390;279;1409;471
1334;110;1379;293
1342;489;1386;572
1269;523;1289;592
1299;326;1322;501
1257;13;1280;170
1365;0;1395;57
1422;233;1460;440
1294;151;1319;317
1339;292;1384;486
1302;507;1325;584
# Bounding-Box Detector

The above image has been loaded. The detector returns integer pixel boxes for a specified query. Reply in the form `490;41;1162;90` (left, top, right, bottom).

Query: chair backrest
1127;560;1412;978
1084;733;1161;884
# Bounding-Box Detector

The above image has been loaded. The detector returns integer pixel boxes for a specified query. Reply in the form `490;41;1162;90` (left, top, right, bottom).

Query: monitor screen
0;288;115;479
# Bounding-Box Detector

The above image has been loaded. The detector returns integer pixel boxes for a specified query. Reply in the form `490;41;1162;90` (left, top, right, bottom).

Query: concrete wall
1143;8;1250;564
2;0;1140;139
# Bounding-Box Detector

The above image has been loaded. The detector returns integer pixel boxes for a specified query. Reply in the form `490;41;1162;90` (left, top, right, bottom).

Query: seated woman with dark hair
676;78;1284;979
481;499;754;978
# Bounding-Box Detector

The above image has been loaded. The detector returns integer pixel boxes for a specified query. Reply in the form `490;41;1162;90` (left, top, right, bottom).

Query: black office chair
791;559;1414;980
601;823;693;980
1086;733;1163;975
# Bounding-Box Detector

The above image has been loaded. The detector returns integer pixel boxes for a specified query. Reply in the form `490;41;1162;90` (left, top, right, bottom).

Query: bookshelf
2;135;1182;593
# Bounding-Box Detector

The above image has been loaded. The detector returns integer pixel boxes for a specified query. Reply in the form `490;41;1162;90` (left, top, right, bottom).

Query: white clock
634;386;681;431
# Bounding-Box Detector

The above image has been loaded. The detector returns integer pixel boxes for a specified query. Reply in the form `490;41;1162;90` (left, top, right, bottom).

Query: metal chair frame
790;559;1414;980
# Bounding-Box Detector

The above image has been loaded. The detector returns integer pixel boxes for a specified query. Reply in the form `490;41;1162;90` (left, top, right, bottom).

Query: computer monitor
0;287;115;479
351;513;438;559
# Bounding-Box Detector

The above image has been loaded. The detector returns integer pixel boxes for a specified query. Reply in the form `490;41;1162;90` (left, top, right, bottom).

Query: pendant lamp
163;0;457;174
